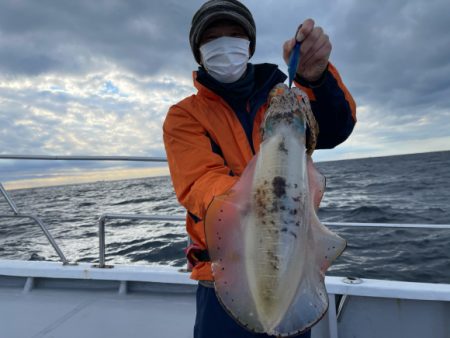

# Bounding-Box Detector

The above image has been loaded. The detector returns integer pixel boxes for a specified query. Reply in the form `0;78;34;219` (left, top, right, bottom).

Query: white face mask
200;36;250;84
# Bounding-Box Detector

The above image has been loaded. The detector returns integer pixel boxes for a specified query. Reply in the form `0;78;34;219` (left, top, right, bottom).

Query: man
163;1;356;337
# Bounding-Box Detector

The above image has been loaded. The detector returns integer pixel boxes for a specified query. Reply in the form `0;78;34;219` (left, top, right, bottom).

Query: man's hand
283;18;331;82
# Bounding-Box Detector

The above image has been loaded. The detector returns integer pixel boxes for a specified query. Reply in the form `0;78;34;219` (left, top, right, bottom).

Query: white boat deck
1;284;196;338
1;260;450;338
0;261;197;338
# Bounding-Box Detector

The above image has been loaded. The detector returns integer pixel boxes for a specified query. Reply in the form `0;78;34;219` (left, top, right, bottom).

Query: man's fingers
298;39;331;81
300;32;330;66
300;26;324;57
302;39;331;69
284;18;331;80
296;18;314;42
288;19;332;81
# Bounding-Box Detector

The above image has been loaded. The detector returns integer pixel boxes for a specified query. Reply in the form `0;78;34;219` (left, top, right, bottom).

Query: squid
205;83;346;336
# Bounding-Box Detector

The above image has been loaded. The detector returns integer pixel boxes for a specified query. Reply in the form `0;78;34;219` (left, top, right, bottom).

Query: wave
112;197;163;205
78;202;96;207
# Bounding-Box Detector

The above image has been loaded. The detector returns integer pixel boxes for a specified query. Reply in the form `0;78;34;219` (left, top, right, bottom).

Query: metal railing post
1;182;70;264
98;216;107;268
0;214;69;264
0;183;19;214
327;294;339;338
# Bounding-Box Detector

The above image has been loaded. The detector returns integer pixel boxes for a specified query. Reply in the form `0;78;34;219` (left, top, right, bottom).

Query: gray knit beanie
189;0;256;64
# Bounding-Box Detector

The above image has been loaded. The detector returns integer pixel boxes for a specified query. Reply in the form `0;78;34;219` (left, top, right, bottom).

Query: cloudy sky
1;0;449;189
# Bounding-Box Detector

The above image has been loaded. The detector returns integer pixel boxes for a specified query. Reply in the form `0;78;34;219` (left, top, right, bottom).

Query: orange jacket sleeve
163;102;238;221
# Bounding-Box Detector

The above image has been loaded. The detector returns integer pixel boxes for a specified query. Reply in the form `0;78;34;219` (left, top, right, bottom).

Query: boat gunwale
1;260;449;302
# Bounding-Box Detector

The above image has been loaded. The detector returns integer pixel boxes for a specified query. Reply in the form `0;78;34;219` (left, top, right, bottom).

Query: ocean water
1;151;449;284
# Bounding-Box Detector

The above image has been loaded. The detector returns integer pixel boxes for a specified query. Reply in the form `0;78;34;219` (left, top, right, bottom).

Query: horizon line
2;149;449;191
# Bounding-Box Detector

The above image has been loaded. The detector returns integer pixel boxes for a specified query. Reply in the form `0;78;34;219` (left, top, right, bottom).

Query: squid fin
204;154;265;333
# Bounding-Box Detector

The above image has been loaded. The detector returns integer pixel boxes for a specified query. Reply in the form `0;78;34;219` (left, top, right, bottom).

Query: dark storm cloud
0;0;203;76
329;0;450;110
248;0;450;112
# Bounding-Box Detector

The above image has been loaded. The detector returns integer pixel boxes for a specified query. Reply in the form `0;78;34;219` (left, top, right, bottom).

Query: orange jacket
163;63;356;281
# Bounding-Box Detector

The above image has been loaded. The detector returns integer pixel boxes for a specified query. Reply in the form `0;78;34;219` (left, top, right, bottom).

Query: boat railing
0;182;70;264
95;214;450;268
2;154;450;269
0;154;169;266
0;154;167;162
